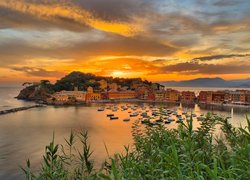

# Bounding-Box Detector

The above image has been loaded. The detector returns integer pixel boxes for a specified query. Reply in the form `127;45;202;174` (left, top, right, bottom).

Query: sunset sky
0;0;250;85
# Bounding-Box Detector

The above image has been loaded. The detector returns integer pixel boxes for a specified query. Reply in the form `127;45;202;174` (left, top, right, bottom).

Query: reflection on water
0;87;250;179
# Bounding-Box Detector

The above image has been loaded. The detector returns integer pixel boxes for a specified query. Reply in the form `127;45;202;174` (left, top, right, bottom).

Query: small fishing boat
97;107;105;111
165;120;171;124
141;112;147;117
168;118;175;122
130;112;139;117
107;113;114;117
123;118;130;122
110;116;118;120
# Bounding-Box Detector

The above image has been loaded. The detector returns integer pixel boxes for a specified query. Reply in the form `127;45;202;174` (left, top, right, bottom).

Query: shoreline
44;99;250;109
0;104;46;116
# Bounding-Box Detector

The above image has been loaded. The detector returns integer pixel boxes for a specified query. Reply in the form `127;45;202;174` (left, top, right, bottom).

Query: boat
141;112;147;117
165;120;171;124
107;114;114;117
130;112;139;117
168;118;175;122
149;122;160;126
123;118;130;122
152;111;159;116
110;116;119;120
97;107;105;111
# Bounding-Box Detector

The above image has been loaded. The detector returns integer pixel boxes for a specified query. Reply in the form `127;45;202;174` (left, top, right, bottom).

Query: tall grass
23;114;250;179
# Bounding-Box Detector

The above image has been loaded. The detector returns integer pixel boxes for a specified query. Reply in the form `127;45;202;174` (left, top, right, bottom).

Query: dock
0;105;46;115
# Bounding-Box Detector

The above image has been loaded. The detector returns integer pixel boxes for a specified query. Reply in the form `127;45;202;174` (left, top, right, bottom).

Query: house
86;86;101;101
107;90;136;100
164;89;180;102
199;91;213;103
52;91;86;102
181;91;196;103
212;91;225;103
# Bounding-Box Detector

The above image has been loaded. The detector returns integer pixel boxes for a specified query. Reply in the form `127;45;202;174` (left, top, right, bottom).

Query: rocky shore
0;105;46;116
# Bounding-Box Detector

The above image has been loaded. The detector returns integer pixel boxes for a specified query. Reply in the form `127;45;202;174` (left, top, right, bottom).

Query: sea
1;86;250;179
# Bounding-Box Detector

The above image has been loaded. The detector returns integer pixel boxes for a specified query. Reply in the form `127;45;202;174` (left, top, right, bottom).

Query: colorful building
107;90;136;99
199;91;213;103
212;91;225;103
164;89;180;102
154;91;164;101
136;85;155;100
181;91;196;103
52;91;86;102
86;86;101;101
86;93;101;101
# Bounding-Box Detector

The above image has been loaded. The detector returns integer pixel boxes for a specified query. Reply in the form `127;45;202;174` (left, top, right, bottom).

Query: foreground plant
23;114;250;179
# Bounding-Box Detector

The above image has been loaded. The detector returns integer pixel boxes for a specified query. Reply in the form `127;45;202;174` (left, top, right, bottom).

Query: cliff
17;86;52;103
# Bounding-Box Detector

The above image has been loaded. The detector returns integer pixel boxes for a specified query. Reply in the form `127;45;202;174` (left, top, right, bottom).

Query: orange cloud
0;0;141;36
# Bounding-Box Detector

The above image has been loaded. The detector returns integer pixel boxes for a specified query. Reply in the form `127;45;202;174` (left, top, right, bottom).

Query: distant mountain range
161;78;250;88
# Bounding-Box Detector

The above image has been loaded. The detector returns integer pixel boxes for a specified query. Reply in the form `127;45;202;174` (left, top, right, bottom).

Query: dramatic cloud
0;0;250;84
0;0;141;36
193;54;250;61
11;67;65;77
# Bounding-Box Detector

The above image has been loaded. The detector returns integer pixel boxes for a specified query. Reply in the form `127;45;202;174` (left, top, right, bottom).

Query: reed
22;114;250;179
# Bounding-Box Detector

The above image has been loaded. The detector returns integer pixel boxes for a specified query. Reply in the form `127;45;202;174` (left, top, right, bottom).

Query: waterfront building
229;91;246;103
86;93;101;101
245;92;250;104
52;91;86;102
154;90;164;101
136;85;155;100
212;91;225;103
87;86;94;93
164;89;180;102
107;90;136;100
86;86;101;101
181;91;196;103
199;91;213;103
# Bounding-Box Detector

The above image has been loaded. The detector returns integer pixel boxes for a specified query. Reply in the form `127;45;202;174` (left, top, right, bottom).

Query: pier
0;105;46;115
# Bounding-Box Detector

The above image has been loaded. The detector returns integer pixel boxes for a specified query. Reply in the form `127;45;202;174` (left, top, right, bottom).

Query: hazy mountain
161;78;250;87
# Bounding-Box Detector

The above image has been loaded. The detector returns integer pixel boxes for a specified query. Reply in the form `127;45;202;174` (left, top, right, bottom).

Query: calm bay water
1;86;250;179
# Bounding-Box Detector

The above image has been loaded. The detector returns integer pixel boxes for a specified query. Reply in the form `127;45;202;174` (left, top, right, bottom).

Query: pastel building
86;86;101;101
181;91;196;103
212;91;225;103
198;91;213;103
154;91;164;100
164;89;180;102
52;91;86;102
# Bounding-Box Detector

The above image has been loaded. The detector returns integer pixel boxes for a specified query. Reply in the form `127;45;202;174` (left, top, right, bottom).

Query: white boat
97;107;105;111
130;112;139;117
